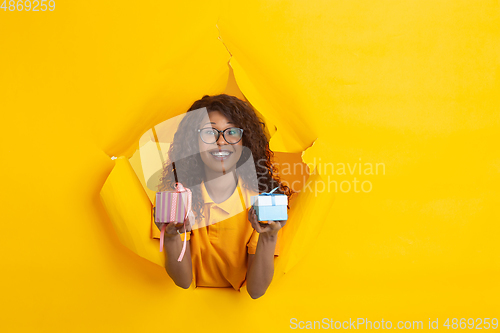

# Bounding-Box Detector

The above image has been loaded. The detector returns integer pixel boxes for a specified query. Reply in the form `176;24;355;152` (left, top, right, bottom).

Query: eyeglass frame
197;127;244;144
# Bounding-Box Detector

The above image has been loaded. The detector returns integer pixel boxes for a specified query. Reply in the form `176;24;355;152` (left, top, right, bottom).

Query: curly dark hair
157;94;292;221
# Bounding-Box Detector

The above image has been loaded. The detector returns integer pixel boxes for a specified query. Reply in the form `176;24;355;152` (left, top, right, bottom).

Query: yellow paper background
1;0;499;332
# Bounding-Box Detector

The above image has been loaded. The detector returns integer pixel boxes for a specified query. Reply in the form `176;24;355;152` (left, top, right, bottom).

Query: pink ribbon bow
159;183;192;262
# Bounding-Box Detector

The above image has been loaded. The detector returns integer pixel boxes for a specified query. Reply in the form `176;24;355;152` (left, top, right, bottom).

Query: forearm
163;234;193;289
246;233;277;299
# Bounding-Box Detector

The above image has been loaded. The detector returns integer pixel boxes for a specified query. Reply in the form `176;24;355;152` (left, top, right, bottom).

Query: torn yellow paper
100;156;164;268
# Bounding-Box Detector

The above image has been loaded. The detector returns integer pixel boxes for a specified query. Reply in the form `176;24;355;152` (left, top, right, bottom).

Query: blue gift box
250;188;288;221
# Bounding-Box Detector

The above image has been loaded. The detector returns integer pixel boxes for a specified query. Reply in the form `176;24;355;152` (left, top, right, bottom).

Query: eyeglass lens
200;127;242;144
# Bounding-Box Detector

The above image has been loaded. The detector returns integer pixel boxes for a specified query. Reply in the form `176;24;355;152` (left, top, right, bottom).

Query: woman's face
198;111;243;174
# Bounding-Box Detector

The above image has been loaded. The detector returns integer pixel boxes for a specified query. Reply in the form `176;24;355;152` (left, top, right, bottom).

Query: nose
216;132;227;146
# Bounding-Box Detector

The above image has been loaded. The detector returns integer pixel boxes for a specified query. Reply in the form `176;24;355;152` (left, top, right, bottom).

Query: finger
258;223;271;233
155;222;162;231
251;208;257;223
248;209;257;224
266;221;278;231
248;207;254;221
181;223;190;233
251;216;263;233
175;223;186;231
185;213;194;230
252;219;262;233
169;222;182;230
252;211;265;232
164;223;177;235
261;221;281;233
273;221;285;231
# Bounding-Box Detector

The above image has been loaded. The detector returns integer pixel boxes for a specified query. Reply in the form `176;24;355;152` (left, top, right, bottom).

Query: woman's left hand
248;207;286;236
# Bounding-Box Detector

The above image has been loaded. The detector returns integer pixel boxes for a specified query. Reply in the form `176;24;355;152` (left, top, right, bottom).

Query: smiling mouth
210;150;233;160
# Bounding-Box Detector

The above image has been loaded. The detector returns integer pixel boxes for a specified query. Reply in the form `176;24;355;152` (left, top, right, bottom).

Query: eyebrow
202;121;234;126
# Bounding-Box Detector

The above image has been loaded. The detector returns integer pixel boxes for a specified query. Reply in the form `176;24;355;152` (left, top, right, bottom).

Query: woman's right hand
160;222;191;238
154;209;193;238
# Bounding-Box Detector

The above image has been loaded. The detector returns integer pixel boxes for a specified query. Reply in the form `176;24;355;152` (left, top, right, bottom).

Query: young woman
155;94;292;299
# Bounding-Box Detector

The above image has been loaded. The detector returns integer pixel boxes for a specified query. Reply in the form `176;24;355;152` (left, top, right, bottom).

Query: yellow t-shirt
152;179;281;291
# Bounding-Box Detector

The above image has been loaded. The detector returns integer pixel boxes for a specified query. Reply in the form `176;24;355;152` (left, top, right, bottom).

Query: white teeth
211;151;231;157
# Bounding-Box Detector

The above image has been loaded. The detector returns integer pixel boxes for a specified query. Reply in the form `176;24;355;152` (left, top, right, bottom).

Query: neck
204;167;238;204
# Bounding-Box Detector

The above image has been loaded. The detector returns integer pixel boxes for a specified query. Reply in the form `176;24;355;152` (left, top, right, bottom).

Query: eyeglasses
197;127;244;144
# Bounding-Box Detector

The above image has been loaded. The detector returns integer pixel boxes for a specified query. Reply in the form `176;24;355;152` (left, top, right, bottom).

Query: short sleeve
247;229;259;254
151;206;161;239
180;210;195;241
180;231;191;241
247;229;281;256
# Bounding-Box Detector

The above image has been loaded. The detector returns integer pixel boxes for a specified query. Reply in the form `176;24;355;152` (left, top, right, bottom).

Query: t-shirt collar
200;177;255;215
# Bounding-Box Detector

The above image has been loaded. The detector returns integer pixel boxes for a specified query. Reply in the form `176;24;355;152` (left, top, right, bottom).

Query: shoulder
237;177;259;208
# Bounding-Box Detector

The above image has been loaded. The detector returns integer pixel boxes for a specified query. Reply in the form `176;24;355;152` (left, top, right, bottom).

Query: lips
209;149;233;161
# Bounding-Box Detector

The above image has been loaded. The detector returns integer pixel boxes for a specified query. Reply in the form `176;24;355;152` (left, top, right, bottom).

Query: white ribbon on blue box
250;187;288;221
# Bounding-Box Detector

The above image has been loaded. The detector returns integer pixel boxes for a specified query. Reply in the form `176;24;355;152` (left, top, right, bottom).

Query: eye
202;128;216;135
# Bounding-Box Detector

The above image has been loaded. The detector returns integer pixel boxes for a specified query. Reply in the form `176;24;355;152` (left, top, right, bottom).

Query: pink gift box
155;190;191;224
155;183;192;259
